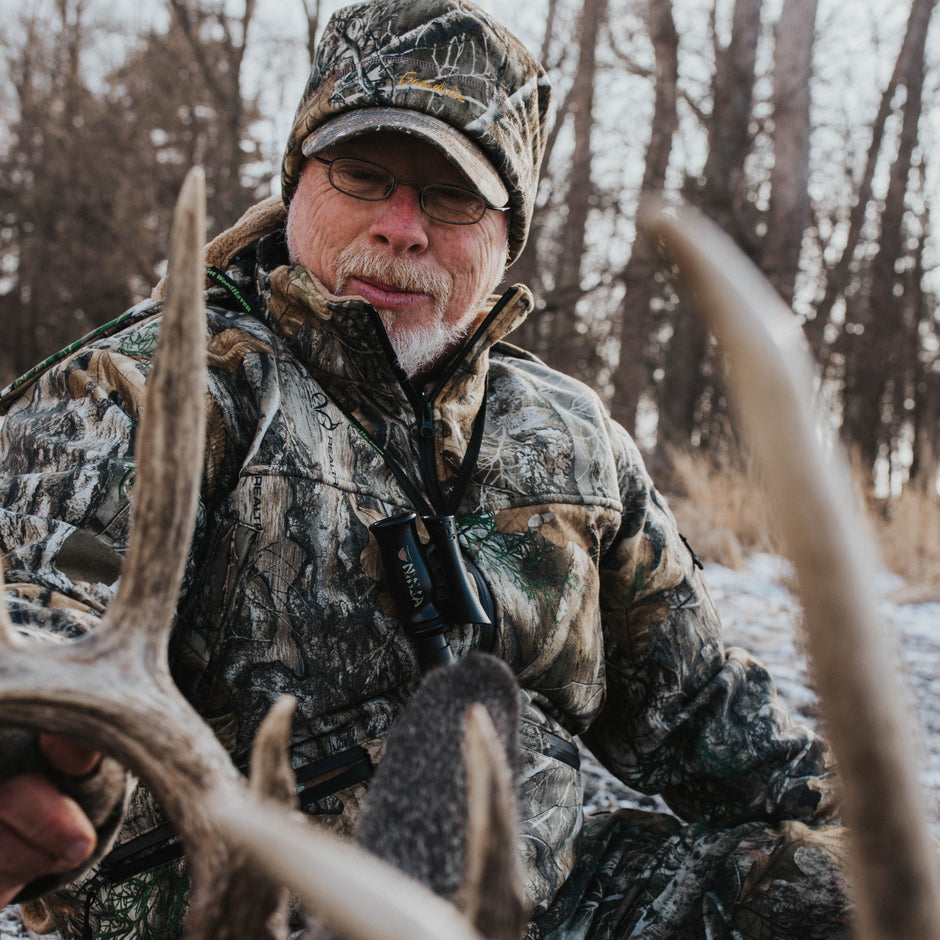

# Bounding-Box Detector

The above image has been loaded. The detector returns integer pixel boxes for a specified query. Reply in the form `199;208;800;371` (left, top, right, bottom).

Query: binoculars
370;512;493;672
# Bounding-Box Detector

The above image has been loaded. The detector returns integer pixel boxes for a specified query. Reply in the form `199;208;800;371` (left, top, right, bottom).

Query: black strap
441;386;487;516
295;745;374;810
91;823;184;899
333;379;488;518
206;266;256;314
520;723;582;771
539;729;581;770
88;747;374;892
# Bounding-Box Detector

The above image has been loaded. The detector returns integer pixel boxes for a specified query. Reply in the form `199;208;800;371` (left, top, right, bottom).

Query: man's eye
334;161;389;190
432;185;479;207
348;167;385;183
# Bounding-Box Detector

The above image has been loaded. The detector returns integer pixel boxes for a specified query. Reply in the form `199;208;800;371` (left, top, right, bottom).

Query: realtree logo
398;71;466;103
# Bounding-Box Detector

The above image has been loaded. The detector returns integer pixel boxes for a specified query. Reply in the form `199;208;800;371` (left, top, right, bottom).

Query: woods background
2;0;939;517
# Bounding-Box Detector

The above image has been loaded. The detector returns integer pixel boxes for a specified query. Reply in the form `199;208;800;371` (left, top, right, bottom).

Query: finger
38;734;101;777
0;774;96;877
0;879;27;910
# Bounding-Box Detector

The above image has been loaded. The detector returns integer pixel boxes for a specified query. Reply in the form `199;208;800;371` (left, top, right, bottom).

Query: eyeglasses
314;155;507;225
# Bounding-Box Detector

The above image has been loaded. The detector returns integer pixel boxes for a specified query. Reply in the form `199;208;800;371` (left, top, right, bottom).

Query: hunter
0;0;850;936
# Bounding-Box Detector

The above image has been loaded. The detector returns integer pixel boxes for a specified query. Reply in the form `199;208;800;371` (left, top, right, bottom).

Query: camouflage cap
281;0;552;263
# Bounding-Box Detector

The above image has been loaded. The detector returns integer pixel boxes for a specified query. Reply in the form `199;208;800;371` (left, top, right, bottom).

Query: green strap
1;266;255;414
0;300;161;413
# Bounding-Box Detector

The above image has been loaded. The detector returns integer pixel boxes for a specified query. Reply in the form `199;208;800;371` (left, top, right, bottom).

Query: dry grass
663;447;940;601
867;485;940;602
663;447;782;571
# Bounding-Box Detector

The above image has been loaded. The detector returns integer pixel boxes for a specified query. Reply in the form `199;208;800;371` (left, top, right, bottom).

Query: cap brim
300;107;508;208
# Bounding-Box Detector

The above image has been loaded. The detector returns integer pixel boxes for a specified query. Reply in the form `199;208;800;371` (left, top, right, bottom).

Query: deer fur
271;654;527;940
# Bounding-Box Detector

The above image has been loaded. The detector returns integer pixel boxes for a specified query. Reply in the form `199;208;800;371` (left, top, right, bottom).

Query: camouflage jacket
0;215;836;938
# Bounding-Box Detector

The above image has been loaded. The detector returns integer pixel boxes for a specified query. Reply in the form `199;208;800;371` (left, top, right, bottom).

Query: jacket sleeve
0;321;163;637
0;317;182;893
581;421;839;827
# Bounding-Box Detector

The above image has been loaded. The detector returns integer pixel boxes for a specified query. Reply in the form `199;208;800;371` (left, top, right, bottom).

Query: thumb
38;735;101;777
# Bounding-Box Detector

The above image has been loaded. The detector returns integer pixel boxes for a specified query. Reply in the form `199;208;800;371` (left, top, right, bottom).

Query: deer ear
456;703;529;940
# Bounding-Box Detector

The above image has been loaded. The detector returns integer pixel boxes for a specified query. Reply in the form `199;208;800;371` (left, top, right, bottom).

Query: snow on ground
710;553;940;839
3;553;939;938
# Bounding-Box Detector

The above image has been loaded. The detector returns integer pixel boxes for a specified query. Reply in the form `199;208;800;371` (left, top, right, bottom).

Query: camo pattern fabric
0;212;840;937
528;811;852;939
280;0;552;260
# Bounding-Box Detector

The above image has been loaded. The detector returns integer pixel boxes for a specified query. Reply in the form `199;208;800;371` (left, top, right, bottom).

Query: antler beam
639;198;940;940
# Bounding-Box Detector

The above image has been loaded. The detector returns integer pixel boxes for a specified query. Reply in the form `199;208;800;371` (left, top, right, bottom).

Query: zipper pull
419;399;435;440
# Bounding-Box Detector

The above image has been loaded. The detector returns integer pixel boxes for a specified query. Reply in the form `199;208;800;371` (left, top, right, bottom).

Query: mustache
333;245;451;303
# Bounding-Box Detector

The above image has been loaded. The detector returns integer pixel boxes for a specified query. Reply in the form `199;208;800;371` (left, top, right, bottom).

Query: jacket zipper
369;287;521;513
417;396;443;511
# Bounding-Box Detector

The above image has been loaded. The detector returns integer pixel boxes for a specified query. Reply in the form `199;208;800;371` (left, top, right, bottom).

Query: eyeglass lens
326;157;488;225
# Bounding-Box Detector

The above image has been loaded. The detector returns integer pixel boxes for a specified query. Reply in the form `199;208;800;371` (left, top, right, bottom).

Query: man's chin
384;320;467;379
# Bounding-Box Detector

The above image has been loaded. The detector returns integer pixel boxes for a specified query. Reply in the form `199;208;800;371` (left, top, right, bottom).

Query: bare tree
807;0;937;351
511;0;572;356
300;0;323;68
834;0;937;487
609;0;679;432
166;0;261;224
545;0;608;380
760;0;819;306
0;0;143;381
654;0;764;449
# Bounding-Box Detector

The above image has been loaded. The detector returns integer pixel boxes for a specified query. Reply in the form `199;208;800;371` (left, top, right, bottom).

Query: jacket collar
253;229;534;415
210;203;538;510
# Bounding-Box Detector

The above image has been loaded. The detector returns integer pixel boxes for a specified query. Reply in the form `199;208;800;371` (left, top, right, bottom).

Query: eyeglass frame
312;154;508;226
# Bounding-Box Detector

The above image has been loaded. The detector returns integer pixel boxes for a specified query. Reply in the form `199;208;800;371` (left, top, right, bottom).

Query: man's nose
368;185;430;255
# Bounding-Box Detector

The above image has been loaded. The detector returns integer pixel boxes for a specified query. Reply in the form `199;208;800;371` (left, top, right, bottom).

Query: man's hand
0;735;100;908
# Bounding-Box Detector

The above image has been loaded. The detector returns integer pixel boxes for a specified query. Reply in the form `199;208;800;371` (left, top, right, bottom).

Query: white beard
382;316;471;377
333;245;466;378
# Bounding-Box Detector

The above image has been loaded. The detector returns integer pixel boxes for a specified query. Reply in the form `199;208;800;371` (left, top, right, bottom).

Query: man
0;0;850;936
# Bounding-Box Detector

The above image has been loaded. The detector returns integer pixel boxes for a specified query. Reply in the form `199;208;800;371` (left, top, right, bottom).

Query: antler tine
181;696;299;940
638;198;940;940
0;167;211;742
0;168;294;938
215;796;487;940
102;165;207;656
456;704;528;940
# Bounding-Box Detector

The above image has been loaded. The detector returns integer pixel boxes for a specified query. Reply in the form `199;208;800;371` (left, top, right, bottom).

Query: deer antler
0;169;510;940
0;166;289;938
639;198;940;940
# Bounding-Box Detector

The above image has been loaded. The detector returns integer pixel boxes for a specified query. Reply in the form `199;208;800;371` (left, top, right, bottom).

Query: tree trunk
761;0;819;306
167;0;258;226
660;0;762;448
696;0;763;235
541;0;607;382
610;0;679;433
510;0;562;355
808;0;937;351
301;0;322;68
839;0;936;484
